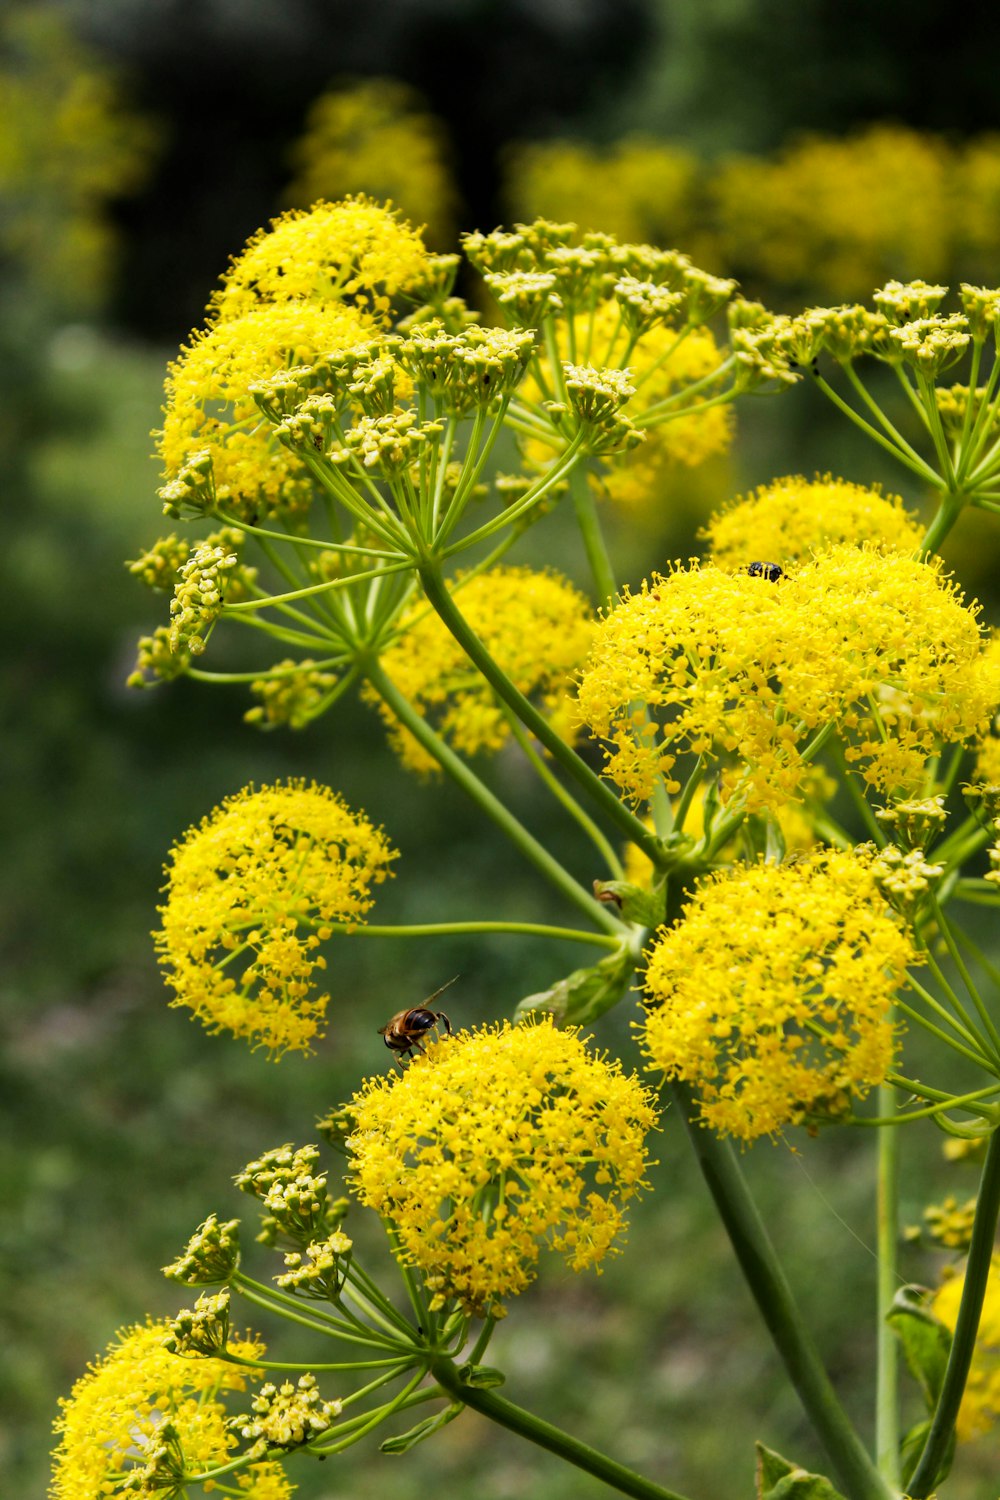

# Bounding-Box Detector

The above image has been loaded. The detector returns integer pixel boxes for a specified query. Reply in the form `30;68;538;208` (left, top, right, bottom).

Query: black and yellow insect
746;560;784;582
378;979;456;1066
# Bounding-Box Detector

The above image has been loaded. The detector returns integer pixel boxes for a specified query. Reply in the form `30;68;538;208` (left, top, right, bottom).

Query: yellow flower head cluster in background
156;781;397;1056
576;545;991;813
712;125;952;302
50;1318;289;1500
504;135;701;253
0;6;157;312
348;1016;656;1316
702;474;923;568
365;566;596;774
640;851;914;1141
158;198;432;525
933;1255;1000;1440
285;79;458;249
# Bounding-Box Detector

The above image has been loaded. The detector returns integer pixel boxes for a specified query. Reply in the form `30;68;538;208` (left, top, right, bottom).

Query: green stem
570;462;618;608
363;659;624;935
416;562;666;867
907;1126;1000;1498
931;897;1000;1059
813;371;943;488
431;1358;696;1500
503;709;625;878
331;919;620;947
919;492;966;557
672;1084;894;1500
875;1083;901;1488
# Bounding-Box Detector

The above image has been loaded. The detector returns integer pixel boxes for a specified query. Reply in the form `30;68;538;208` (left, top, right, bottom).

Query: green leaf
514;943;637;1026
456;1361;505;1388
887;1283;953;1409
755;1443;847;1500
591;878;666;928
899;1416;955;1491
379;1401;463;1454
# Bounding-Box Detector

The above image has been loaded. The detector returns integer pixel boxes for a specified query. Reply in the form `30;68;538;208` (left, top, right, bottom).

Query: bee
746;560;784;583
378;978;457;1067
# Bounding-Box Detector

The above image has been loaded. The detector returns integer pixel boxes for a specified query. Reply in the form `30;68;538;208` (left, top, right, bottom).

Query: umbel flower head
211;196;431;322
639;850;915;1141
49;1318;289;1500
364;565;596;774
702;474;923;568
576;545;992;813
155;781;397;1056
348;1016;657;1316
159;300;372;527
932;1254;1000;1440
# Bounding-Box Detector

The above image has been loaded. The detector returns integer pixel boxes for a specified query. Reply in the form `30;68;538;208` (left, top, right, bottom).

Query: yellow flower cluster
0;7;156;311
158;198;432;525
640;851;914;1141
933;1254;1000;1440
702;475;923;568
49;1318;288;1500
576;545;991;812
504;135;702;253
712;126;953;302
212;197;430;321
155;781;396;1055
505;124;1000;303
348;1017;656;1315
285;78;458;249
366;566;596;774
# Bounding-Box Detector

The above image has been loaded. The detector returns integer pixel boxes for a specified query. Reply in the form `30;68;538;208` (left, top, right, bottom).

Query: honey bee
378;979;457;1067
746;560;784;583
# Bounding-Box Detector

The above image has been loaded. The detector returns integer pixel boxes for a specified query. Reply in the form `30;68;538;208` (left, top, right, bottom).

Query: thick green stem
431;1358;696;1500
416;561;666;867
672;1085;895;1500
919;493;966;558
907;1126;1000;1498
875;1085;901;1488
363;659;623;935
569;463;618;608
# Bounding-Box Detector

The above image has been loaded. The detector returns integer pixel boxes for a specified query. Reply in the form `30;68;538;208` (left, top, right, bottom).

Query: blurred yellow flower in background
286;79;459;249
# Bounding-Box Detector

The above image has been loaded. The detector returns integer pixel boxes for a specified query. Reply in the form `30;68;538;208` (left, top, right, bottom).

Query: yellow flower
159;299;373;526
348;1017;657;1315
576;546;991;813
365;566;596;774
639;851;914;1141
155;781;397;1056
211;196;431;322
503;135;701;252
702;474;923;567
711;125;953;303
285;80;458;249
49;1318;288;1500
0;7;156;311
932;1254;1000;1440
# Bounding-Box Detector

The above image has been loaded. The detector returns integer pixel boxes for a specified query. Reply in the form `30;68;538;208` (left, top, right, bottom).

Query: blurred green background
4;2;1000;1495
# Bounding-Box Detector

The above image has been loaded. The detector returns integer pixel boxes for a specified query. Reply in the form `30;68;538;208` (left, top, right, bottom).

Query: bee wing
421;975;460;1007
